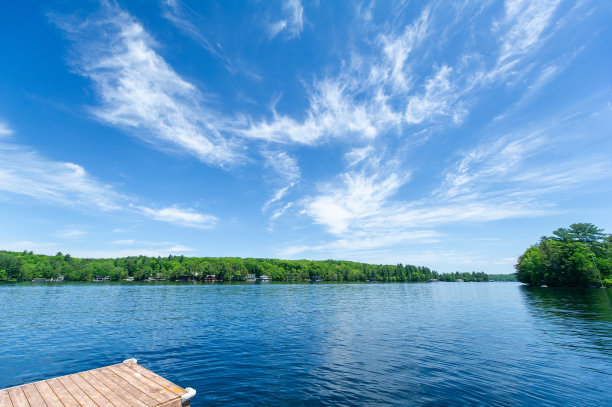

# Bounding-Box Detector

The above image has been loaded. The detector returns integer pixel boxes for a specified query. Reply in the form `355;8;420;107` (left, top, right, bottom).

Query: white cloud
244;78;397;144
55;4;241;166
166;244;195;252
377;6;430;91
270;202;293;221
496;0;561;68
345;146;375;167
0;140;122;211
261;150;300;213
268;0;304;40
109;239;136;245
53;228;88;239
161;0;234;71
476;0;562;85
263;150;301;184
304;160;409;235
294;105;611;257
0;120;13;136
135;205;217;229
0;120;221;229
405;65;466;125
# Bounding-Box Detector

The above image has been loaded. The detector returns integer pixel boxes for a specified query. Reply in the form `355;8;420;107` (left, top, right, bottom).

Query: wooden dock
0;359;195;407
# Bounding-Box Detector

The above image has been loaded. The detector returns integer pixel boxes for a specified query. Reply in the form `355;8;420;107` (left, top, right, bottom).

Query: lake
1;282;611;406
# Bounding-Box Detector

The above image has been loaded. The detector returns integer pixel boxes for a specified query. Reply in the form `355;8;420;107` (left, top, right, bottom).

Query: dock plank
155;398;182;407
0;389;13;407
68;374;111;407
97;368;158;407
20;384;45;407
7;387;30;407
124;363;185;395
46;378;81;407
81;370;144;407
106;365;173;403
33;381;64;407
56;376;98;407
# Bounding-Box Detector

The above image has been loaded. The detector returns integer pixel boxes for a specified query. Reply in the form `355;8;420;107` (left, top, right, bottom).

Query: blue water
1;282;611;406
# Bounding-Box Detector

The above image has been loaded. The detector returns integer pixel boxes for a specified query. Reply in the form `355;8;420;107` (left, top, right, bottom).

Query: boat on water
256;275;270;282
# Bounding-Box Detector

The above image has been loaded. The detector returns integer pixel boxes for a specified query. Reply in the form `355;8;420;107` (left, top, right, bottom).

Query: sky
0;0;610;273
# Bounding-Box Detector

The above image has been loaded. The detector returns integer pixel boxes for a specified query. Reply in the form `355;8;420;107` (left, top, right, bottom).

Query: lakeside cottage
246;274;256;282
204;274;216;282
93;275;110;282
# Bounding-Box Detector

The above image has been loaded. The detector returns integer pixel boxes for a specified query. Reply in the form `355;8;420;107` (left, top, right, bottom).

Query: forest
0;250;498;283
515;223;612;287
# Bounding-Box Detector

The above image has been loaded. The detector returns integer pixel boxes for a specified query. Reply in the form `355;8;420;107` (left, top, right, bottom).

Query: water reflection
521;286;612;356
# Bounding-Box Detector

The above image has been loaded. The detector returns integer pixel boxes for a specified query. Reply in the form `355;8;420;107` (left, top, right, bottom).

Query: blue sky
0;0;610;273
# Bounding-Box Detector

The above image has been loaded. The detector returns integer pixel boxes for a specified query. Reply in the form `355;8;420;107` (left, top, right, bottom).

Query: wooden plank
77;371;126;407
156;399;182;407
83;370;146;407
46;378;81;407
68;374;112;407
33;382;64;407
97;368;158;407
0;389;14;407
20;384;45;407
123;363;185;395
56;376;99;407
7;387;29;407
106;365;174;404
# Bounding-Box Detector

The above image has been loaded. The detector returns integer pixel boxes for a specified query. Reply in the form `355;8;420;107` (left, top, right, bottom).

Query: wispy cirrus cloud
0;120;219;230
244;78;399;144
53;228;88;239
0;138;122;211
134;204;217;229
404;65;466;125
161;0;234;71
248;0;561;147
53;4;241;166
494;0;561;74
292;103;611;257
0;120;13;136
375;5;430;92
268;0;304;40
261;150;300;214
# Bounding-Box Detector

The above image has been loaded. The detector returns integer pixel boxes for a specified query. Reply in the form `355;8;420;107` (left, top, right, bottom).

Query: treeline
516;223;612;287
487;274;518;282
1;251;498;283
438;271;489;282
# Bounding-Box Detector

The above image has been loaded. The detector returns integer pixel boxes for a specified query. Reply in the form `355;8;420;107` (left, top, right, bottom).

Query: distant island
516;223;612;287
0;251;514;283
